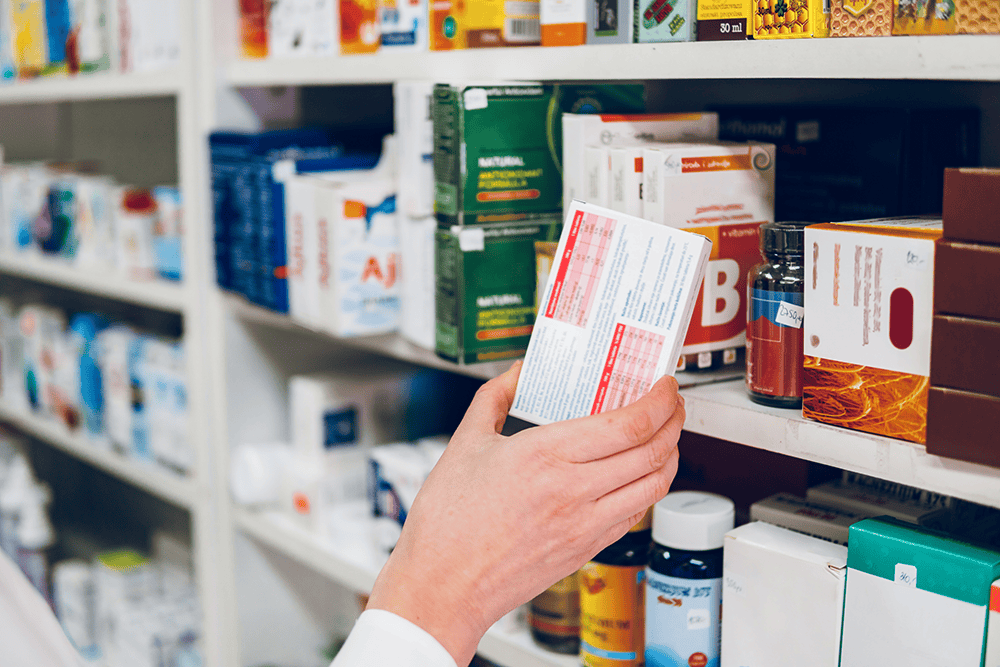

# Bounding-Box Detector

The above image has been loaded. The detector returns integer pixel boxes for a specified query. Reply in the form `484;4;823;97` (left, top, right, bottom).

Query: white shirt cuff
331;609;459;667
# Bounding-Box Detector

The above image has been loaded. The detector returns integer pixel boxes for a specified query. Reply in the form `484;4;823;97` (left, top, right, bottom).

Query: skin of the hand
366;360;685;666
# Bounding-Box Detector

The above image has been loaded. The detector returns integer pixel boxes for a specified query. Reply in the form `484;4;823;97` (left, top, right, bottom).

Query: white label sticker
895;563;918;588
459;227;486;252
463;89;488;111
775;301;805;328
687;608;710;630
697;351;712;368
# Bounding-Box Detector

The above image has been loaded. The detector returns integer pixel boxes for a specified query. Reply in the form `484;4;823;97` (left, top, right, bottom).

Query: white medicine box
722;521;846;667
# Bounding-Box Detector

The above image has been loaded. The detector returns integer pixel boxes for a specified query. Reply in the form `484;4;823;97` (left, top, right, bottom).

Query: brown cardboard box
931;315;1000;397
943;169;1000;245
935;240;1000;320
926;386;1000;468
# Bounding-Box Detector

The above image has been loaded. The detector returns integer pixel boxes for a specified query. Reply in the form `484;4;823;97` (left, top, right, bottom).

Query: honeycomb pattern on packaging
956;0;1000;32
831;0;893;34
753;0;812;34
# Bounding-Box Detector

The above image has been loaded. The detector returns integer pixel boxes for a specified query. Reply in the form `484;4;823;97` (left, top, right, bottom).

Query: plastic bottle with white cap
645;491;734;667
17;482;54;604
0;453;33;558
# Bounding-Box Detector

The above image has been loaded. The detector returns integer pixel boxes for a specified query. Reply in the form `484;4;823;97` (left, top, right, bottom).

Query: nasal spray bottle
17;482;54;604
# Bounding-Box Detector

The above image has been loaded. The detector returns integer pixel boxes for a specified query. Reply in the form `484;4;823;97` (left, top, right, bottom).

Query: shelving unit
1;0;998;665
235;508;579;667
226;35;1000;85
0;254;187;312
0;70;182;104
0;403;197;509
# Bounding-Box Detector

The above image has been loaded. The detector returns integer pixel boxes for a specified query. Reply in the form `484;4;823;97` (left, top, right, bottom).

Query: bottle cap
652;491;735;551
760;221;810;257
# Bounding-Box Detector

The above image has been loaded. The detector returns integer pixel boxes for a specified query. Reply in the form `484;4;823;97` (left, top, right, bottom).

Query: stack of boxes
926;168;1000;468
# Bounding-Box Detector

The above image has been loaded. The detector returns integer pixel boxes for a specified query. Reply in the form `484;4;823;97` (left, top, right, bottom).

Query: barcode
504;18;541;41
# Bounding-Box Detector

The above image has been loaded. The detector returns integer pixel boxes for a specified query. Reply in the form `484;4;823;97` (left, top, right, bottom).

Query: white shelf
227;35;1000;86
228;295;514;381
680;380;1000;509
0;253;187;312
0;70;182;104
234;508;579;667
0;403;197;510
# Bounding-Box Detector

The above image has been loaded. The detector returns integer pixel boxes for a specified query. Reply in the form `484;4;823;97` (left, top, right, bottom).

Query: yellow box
892;0;956;33
10;0;46;76
430;0;541;49
751;0;830;37
830;0;893;36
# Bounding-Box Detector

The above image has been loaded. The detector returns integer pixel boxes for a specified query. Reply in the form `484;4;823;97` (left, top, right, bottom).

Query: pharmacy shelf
680;380;1000;510
227;295;514;380
0;70;182;105
234;508;579;667
226;35;1000;86
0;253;187;313
0;403;197;510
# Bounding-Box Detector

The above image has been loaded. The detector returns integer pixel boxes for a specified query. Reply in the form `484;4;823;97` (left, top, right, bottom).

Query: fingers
593;445;680;522
554;375;682;463
578;400;685;499
453;360;523;438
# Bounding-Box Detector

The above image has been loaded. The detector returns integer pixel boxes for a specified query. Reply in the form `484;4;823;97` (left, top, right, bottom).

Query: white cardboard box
562;113;719;213
642;142;775;356
750;492;865;546
510;200;710;425
609;146;644;217
722;521;846;667
583;146;610;208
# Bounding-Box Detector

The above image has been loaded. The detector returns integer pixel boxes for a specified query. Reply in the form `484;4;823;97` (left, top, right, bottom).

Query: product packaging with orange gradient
642;142;776;370
802;218;942;444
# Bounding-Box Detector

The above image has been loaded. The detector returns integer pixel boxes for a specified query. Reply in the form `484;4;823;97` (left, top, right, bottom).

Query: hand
366;361;685;666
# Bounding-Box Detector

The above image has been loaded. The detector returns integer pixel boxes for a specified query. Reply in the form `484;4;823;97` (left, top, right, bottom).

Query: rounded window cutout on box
889;287;914;350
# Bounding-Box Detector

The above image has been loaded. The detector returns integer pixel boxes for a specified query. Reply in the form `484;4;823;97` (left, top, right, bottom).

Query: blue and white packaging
0;3;15;83
152;186;183;281
74;175;116;272
96;325;135;454
380;0;428;49
1;163;48;254
368;437;447;528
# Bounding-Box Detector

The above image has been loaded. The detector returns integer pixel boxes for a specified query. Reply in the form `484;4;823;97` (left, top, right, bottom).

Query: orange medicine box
802;218;942;444
752;0;830;37
430;0;541;49
340;0;381;53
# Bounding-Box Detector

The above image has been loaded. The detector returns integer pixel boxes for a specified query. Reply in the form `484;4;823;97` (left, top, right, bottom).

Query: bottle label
645;569;721;667
529;574;581;638
746;288;804;398
580;562;645;667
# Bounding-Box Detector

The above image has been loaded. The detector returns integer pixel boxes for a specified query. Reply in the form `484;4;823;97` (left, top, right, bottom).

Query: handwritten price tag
895;563;917;588
775;301;804;328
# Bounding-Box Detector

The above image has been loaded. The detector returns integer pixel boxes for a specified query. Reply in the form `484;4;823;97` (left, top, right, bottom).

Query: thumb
455;360;523;437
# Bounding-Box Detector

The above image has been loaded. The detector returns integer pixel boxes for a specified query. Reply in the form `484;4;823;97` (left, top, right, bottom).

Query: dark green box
435;221;559;364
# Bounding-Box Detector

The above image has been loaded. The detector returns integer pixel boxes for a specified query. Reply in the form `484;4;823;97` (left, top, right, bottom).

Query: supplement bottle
645;492;734;667
745;221;808;408
580;509;651;667
528;573;580;654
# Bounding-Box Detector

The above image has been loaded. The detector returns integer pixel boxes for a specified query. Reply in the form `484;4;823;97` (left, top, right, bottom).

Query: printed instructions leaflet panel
511;201;711;425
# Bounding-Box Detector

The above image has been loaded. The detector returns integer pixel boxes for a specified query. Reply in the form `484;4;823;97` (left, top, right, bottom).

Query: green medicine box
841;517;1000;667
432;83;644;227
435;220;560;364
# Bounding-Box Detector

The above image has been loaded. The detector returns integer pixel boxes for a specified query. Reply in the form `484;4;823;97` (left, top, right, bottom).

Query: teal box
841;517;1000;667
635;0;696;41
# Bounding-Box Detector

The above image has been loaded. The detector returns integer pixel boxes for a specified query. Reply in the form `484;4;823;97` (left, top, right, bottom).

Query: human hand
366;361;685;666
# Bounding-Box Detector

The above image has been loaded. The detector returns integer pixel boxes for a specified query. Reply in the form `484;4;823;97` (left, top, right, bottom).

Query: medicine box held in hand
802;218;942;444
841;517;1000;667
510;201;710;425
722;522;847;667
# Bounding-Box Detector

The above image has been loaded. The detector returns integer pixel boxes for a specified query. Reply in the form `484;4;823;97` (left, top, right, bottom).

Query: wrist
367;548;492;666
